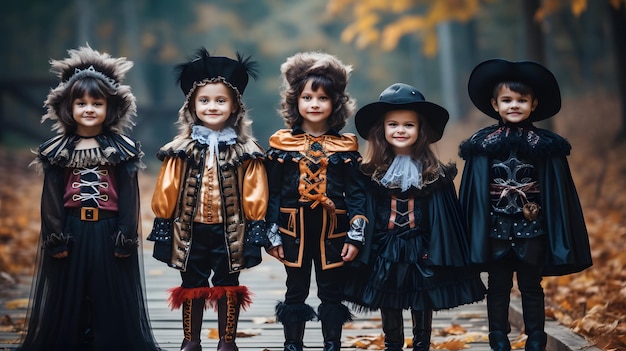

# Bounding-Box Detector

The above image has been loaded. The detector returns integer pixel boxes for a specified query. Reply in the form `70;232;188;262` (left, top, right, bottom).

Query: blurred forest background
1;0;626;349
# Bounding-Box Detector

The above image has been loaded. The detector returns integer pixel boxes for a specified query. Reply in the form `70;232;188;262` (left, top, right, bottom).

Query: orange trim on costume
269;129;359;152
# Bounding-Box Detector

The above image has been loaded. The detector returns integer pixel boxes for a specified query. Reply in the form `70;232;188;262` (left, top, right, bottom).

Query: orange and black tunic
265;127;367;270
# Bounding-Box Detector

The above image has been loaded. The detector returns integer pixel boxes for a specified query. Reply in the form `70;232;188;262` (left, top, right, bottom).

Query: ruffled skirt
347;228;485;311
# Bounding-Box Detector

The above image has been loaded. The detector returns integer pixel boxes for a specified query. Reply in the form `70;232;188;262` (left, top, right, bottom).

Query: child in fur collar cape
147;48;268;351
21;45;162;351
459;59;592;351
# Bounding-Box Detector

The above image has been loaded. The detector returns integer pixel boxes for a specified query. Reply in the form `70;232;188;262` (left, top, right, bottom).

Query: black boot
181;298;205;351
217;293;240;351
488;331;511;351
319;303;353;351
411;309;432;351
276;302;317;351
520;285;546;351
487;291;511;351
525;331;547;351
283;322;306;351
380;308;404;351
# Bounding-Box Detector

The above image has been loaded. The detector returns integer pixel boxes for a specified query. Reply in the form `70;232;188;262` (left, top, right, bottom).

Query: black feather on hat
468;58;561;122
172;48;259;140
175;48;258;98
355;83;449;143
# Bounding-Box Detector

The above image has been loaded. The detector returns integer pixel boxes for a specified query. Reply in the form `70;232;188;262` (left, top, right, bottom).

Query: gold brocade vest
170;146;246;273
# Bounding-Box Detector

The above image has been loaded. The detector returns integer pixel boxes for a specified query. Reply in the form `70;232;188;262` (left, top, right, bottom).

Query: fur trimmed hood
43;45;136;135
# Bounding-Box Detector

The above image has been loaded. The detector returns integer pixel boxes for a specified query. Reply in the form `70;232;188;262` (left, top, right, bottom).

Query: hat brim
355;101;449;142
468;59;561;122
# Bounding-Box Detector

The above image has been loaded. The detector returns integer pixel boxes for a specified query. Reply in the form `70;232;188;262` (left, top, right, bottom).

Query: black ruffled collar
36;132;141;168
459;124;571;159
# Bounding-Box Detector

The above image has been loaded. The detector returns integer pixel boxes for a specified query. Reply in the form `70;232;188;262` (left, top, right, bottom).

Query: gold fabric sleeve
151;157;184;219
242;159;268;221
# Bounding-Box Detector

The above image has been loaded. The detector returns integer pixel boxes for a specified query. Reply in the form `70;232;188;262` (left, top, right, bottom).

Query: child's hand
52;250;68;259
341;243;359;262
266;245;284;260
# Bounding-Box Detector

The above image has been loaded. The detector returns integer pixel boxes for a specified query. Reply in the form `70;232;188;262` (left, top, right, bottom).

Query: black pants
487;250;545;334
284;208;344;305
181;222;240;288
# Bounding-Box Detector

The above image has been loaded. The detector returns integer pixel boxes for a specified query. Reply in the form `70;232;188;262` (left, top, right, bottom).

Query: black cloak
459;124;592;276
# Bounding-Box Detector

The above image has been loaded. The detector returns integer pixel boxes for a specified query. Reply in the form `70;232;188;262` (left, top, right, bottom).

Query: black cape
343;164;485;311
459;124;592;276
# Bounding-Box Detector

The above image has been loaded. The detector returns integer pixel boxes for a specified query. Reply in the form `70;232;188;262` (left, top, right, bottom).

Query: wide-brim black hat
468;59;561;122
355;83;449;142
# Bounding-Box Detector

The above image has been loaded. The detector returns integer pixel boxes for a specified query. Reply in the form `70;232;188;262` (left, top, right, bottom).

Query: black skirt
19;215;162;351
349;227;485;311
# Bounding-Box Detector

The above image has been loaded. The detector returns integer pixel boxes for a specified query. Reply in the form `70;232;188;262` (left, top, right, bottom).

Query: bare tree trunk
608;2;626;143
521;0;553;130
437;21;460;120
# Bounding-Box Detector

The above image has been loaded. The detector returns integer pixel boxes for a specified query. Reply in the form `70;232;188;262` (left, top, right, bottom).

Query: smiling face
491;84;538;124
72;93;107;136
298;80;332;134
193;82;237;131
384;109;420;155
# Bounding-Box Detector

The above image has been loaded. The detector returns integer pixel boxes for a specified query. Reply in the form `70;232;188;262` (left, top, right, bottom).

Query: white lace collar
380;155;423;191
191;125;237;168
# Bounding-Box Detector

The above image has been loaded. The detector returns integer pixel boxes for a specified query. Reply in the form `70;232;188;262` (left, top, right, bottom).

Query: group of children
19;44;591;351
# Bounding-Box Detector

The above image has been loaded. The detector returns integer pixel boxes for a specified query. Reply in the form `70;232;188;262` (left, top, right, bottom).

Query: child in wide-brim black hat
344;82;486;351
459;59;592;351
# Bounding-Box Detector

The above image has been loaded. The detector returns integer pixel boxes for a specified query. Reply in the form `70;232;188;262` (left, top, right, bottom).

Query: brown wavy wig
279;52;355;131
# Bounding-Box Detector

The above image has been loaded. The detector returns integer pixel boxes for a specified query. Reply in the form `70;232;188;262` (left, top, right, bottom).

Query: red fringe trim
166;285;253;311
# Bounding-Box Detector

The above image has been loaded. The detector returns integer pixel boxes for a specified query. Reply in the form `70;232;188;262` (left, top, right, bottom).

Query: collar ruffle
34;132;142;169
459;124;571;160
191;125;238;168
379;155;423;191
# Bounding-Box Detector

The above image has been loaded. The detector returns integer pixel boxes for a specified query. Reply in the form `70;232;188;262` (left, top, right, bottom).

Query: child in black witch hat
147;48;268;351
459;59;592;351
21;45;162;351
343;83;485;351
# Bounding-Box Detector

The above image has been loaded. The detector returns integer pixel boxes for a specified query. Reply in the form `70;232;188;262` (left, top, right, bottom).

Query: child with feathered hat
147;48;268;351
21;45;162;350
264;51;367;351
459;59;592;351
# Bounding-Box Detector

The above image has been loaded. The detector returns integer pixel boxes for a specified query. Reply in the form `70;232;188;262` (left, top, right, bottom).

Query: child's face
491;85;538;124
298;80;332;129
384;109;419;155
194;82;236;131
72;93;107;136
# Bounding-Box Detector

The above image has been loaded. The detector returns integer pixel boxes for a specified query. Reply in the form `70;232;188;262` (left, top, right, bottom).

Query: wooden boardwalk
144;251;499;351
1;250;509;351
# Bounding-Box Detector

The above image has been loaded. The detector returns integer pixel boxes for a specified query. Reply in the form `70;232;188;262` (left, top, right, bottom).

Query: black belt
66;207;118;221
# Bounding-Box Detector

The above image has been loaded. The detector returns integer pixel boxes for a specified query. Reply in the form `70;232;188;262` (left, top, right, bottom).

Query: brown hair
361;112;439;177
281;74;351;130
58;77;121;134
